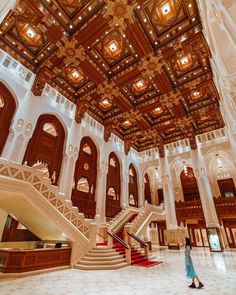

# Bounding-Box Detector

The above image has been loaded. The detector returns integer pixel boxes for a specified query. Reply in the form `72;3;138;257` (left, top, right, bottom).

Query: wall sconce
17;119;24;129
26;123;32;132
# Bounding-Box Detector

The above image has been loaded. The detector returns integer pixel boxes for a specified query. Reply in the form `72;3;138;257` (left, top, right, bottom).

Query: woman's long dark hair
185;237;192;249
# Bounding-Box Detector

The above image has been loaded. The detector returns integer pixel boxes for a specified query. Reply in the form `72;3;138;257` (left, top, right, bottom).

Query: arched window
71;137;97;219
43;123;57;137
106;152;121;218
77;178;90;193
82;143;91;154
0;83;16;155
0;96;4;108
23;114;65;185
110;157;116;167
180;167;200;201
129;164;138;207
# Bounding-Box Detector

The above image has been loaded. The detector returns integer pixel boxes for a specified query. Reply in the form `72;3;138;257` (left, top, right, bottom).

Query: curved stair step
75;262;129;270
78;258;126;266
87;251;119;257
82;255;124;261
90;248;116;254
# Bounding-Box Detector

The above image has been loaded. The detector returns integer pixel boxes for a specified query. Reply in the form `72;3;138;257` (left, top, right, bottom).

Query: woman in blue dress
185;237;204;289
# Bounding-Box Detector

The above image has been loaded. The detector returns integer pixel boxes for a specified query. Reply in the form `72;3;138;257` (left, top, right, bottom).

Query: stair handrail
108;231;131;264
96;231;108;242
108;207;139;234
108;231;129;249
128;232;149;259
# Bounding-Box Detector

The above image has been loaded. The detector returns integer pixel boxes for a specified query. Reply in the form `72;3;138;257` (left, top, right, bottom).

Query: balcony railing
0;48;34;87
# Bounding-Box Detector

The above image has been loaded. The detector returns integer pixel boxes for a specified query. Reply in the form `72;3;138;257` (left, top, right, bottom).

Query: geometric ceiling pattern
0;0;224;156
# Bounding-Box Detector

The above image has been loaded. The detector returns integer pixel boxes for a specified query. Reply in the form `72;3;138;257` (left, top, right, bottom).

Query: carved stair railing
108;207;140;234
0;158;97;261
131;203;165;238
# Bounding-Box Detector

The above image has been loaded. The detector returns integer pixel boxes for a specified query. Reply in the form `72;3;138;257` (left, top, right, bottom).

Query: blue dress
185;246;197;279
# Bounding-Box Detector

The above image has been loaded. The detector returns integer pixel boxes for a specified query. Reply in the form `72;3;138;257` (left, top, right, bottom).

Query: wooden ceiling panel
0;0;224;154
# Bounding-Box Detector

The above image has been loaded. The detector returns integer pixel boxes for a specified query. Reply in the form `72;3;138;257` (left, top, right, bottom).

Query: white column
121;172;129;208
95;161;108;224
159;157;178;230
138;180;145;207
0;0;19;24
190;148;220;227
58;145;78;199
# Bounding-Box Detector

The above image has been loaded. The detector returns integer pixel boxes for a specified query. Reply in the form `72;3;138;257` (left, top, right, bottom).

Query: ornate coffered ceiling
0;0;224;155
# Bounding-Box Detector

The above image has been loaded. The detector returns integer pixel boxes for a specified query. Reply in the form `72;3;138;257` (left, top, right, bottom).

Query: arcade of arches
0;1;236;293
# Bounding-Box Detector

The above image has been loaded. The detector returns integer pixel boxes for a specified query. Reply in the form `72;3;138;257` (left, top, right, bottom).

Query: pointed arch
0;82;16;155
180;167;200;201
23;114;65;185
71;136;97;219
129;163;138;207
106;152;121;218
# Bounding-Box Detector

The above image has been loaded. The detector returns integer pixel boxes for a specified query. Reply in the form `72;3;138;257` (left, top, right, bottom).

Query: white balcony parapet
110;133;124;152
0;48;35;87
81;113;104;138
42;84;76;119
196;128;228;145
129;148;140;162
165;138;190;156
139;148;159;162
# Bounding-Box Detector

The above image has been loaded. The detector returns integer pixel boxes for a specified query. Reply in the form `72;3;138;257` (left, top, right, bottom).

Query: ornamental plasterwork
58;39;86;64
105;0;136;27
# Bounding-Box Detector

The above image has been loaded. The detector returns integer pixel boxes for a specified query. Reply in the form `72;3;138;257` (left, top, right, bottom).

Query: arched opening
23;114;65;185
129;164;138;207
105;152;121;218
0;82;16;155
71;137;97;219
180;167;200;201
144;173;152;204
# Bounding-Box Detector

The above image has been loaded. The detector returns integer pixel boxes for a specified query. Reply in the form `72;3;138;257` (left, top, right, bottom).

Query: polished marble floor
0;248;236;295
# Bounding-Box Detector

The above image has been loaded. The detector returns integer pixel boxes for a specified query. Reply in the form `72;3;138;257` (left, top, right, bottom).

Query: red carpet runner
113;213;162;267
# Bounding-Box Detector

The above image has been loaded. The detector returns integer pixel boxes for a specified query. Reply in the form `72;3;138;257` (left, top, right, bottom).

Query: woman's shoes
197;282;204;289
188;283;196;288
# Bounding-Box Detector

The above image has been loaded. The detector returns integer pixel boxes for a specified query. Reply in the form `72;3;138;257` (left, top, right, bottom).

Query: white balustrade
139;148;159;162
81;113;104;138
165;139;190;156
110;133;124;152
0;48;34;87
196;128;227;145
42;84;76;118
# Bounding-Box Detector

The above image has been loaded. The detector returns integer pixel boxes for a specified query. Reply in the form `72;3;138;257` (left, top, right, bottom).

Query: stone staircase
75;246;128;270
0;158;96;261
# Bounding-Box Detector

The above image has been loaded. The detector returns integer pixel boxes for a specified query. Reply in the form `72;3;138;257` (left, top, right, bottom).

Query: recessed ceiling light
161;4;171;15
26;27;36;38
58;12;62;16
88;6;92;11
